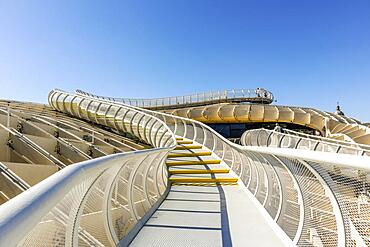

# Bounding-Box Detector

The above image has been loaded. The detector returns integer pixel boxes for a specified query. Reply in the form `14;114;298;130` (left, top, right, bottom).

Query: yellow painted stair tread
167;151;212;158
174;145;203;150
168;169;230;175
172;182;238;186
169;177;238;183
177;140;193;144
176;137;183;141
166;159;221;166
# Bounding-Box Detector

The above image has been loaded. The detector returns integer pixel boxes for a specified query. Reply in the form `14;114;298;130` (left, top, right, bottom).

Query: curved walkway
76;89;274;110
130;138;290;246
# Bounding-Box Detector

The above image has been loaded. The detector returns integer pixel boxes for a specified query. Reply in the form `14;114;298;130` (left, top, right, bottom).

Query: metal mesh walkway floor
130;184;289;246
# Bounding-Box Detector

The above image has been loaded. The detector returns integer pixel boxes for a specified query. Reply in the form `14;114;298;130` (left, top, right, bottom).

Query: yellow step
167;151;212;158
176;137;183;141
177;140;193;144
172;182;238;186
169;177;238;183
166;159;221;166
169;169;229;175
174;145;202;150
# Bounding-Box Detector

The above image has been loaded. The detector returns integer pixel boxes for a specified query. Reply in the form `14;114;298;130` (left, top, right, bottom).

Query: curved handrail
241;128;370;156
76;88;274;109
0;90;179;246
283;128;370;150
0;149;170;246
48;89;177;148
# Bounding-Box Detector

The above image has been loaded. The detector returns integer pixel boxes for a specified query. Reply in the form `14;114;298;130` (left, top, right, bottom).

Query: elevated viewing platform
76;89;370;146
76;88;274;110
0;88;369;247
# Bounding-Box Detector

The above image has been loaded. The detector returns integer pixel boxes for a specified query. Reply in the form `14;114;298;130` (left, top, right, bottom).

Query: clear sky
0;0;369;122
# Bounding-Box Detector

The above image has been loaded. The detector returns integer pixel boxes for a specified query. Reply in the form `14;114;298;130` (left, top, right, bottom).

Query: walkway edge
118;185;171;247
235;178;295;247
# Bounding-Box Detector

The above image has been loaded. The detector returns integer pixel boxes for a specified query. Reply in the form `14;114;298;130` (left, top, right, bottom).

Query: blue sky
0;0;369;121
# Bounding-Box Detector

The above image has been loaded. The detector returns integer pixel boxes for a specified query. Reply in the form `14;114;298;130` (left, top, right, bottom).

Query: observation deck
76;88;274;110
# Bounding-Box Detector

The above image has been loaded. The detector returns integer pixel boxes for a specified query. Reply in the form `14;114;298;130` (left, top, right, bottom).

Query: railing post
7;103;10;128
294;138;302;149
278;134;284;147
256;129;261;146
266;131;274;147
127;157;147;221
102;164;128;246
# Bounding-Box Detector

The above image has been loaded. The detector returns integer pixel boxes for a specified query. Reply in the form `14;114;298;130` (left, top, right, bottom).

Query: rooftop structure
76;88;274;110
0;88;369;247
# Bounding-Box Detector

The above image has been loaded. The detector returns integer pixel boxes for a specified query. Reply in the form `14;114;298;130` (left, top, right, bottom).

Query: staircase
130;137;289;246
167;137;238;186
129;137;239;246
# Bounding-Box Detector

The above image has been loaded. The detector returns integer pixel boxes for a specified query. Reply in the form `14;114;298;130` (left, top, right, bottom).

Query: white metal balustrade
0;90;177;246
0;150;171;246
76;88;274;109
241;128;370;156
0;89;369;246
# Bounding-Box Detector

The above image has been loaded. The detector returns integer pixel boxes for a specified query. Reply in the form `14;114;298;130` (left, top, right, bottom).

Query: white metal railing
0;90;177;246
241;128;370;156
0;150;170;247
76;88;274;109
77;89;370;247
48;89;176;149
0;89;370;247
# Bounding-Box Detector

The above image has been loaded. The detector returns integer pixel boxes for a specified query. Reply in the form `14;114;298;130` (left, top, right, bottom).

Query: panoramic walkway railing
0;89;370;246
241;128;370;156
49;89;176;149
76;88;274;109
77;89;370;247
0;150;171;246
0;89;177;246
